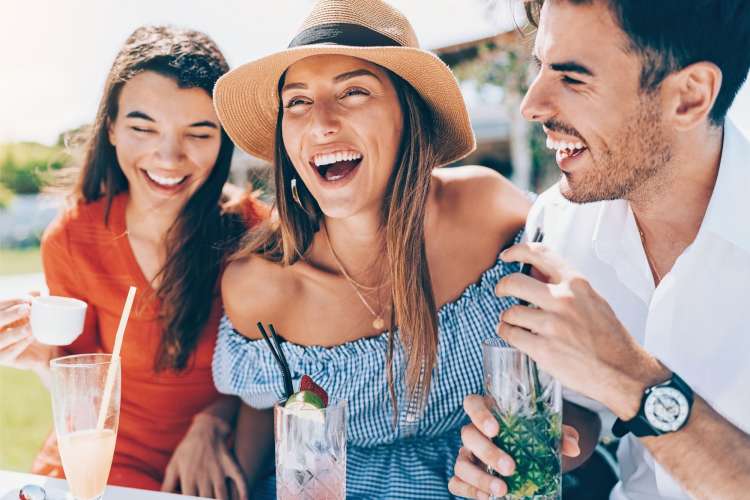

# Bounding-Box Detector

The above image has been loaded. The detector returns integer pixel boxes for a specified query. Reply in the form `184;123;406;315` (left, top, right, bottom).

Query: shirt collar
701;119;750;253
592;198;632;264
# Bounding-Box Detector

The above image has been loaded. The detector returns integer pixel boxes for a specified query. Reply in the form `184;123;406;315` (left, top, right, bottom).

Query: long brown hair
235;67;440;408
74;26;244;371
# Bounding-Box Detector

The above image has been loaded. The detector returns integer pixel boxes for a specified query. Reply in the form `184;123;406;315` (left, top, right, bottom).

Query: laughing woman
211;1;596;498
0;26;266;499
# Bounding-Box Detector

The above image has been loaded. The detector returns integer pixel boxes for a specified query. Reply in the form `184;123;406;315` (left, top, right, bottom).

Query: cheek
281;120;306;171
190;139;222;177
373;109;403;169
111;134;144;174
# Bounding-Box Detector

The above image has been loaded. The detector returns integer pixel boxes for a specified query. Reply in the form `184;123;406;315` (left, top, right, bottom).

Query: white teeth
313;151;363;167
545;138;586;152
146;171;186;186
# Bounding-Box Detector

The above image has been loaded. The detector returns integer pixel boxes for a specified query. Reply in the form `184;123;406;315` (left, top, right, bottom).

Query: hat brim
214;45;476;167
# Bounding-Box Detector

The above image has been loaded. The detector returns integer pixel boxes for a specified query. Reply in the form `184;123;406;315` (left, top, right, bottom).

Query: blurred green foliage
0;142;71;195
0;182;12;209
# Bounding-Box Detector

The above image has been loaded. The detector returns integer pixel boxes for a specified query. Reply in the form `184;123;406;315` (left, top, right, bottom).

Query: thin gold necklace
635;220;662;284
323;224;387;331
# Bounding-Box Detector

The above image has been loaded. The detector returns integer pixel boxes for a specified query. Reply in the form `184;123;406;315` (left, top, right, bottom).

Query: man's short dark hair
525;0;750;125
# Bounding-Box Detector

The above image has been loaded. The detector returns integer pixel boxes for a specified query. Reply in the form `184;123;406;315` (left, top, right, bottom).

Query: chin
558;173;599;204
559;173;629;204
318;203;358;220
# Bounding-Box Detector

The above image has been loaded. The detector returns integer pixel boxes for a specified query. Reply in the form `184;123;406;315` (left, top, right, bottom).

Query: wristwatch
612;372;693;438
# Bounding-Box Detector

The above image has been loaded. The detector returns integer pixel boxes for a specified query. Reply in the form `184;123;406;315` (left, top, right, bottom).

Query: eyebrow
333;69;381;83
281;68;382;93
533;54;595;77
126;111;155;121
125;111;217;128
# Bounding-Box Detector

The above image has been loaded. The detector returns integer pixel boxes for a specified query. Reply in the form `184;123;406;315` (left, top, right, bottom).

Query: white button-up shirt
525;120;750;499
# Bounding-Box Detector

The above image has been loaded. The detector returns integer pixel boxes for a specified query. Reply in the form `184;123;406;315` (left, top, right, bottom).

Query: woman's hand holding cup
1;294;87;371
0;295;42;369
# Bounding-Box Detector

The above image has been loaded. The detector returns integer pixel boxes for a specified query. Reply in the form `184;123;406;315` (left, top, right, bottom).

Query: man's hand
496;242;669;420
161;414;248;500
449;395;582;499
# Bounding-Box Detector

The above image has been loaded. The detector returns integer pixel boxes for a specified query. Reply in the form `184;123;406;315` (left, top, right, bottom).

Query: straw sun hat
213;0;476;167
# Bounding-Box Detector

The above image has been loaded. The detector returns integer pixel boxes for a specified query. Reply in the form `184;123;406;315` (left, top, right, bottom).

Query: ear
663;62;722;131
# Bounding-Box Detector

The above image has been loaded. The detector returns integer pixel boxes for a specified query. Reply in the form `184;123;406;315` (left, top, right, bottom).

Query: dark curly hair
74;26;244;371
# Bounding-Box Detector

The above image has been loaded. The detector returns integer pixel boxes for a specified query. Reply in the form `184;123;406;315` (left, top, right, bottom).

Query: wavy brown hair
73;26;244;371
234;67;440;409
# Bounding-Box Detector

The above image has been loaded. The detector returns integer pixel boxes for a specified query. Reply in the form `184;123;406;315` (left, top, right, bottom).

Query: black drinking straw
256;322;294;399
268;324;289;385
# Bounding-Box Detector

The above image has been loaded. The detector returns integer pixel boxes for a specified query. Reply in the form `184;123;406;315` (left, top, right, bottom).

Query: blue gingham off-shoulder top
212;232;523;500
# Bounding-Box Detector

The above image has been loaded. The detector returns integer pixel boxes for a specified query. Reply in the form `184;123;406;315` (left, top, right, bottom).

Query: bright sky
1;0;749;145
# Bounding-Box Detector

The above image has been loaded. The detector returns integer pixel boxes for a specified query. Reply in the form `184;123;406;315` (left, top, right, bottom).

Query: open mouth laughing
310;150;363;183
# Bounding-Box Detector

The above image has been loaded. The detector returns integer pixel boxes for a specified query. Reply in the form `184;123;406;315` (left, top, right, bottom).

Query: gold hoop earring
291;177;302;207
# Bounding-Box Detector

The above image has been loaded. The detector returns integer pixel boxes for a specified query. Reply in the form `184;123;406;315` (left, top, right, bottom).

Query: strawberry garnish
300;375;328;408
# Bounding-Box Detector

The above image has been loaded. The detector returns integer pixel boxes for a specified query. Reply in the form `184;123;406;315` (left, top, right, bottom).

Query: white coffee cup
30;296;88;346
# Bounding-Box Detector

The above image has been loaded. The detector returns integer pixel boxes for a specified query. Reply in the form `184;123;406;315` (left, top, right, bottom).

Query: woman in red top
0;26;265;499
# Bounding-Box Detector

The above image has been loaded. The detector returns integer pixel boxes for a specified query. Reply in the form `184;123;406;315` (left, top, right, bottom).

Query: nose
309;99;340;139
154;132;184;166
520;72;556;123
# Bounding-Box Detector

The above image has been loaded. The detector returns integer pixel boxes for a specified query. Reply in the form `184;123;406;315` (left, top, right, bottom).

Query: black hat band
289;23;402;48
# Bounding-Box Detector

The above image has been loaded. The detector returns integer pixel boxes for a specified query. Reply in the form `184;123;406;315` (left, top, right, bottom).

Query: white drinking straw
96;286;136;431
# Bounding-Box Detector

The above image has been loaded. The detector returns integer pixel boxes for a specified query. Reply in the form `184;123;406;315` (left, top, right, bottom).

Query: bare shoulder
433;165;530;238
221;255;296;340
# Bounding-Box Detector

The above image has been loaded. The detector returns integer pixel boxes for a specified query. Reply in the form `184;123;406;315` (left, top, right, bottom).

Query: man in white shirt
449;0;750;499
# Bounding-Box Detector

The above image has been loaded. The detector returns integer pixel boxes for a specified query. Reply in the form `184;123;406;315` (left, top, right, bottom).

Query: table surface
0;470;212;500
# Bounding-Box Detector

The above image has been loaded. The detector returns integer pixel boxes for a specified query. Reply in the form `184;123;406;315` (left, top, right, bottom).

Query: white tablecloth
0;470;212;500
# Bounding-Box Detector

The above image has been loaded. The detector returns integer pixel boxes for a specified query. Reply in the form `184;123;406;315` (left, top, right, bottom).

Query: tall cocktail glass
274;399;346;500
482;339;562;500
50;353;120;500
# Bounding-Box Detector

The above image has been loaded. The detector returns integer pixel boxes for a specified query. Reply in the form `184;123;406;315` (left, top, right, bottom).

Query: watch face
645;387;690;432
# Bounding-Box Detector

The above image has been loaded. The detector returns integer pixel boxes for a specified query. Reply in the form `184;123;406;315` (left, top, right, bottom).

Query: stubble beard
560;93;673;205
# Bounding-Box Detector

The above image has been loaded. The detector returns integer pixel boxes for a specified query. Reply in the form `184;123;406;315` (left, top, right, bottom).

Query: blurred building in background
436;29;559;193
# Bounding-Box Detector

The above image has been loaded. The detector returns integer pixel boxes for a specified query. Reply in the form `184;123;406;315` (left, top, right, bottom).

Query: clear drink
482;339;562;500
274;399;346;500
50;354;120;500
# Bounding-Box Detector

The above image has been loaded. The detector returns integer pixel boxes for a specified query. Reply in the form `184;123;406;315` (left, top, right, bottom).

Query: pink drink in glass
274;399;346;500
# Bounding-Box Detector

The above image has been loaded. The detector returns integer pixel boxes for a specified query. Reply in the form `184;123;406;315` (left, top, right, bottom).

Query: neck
630;125;724;278
125;193;181;246
322;210;385;285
